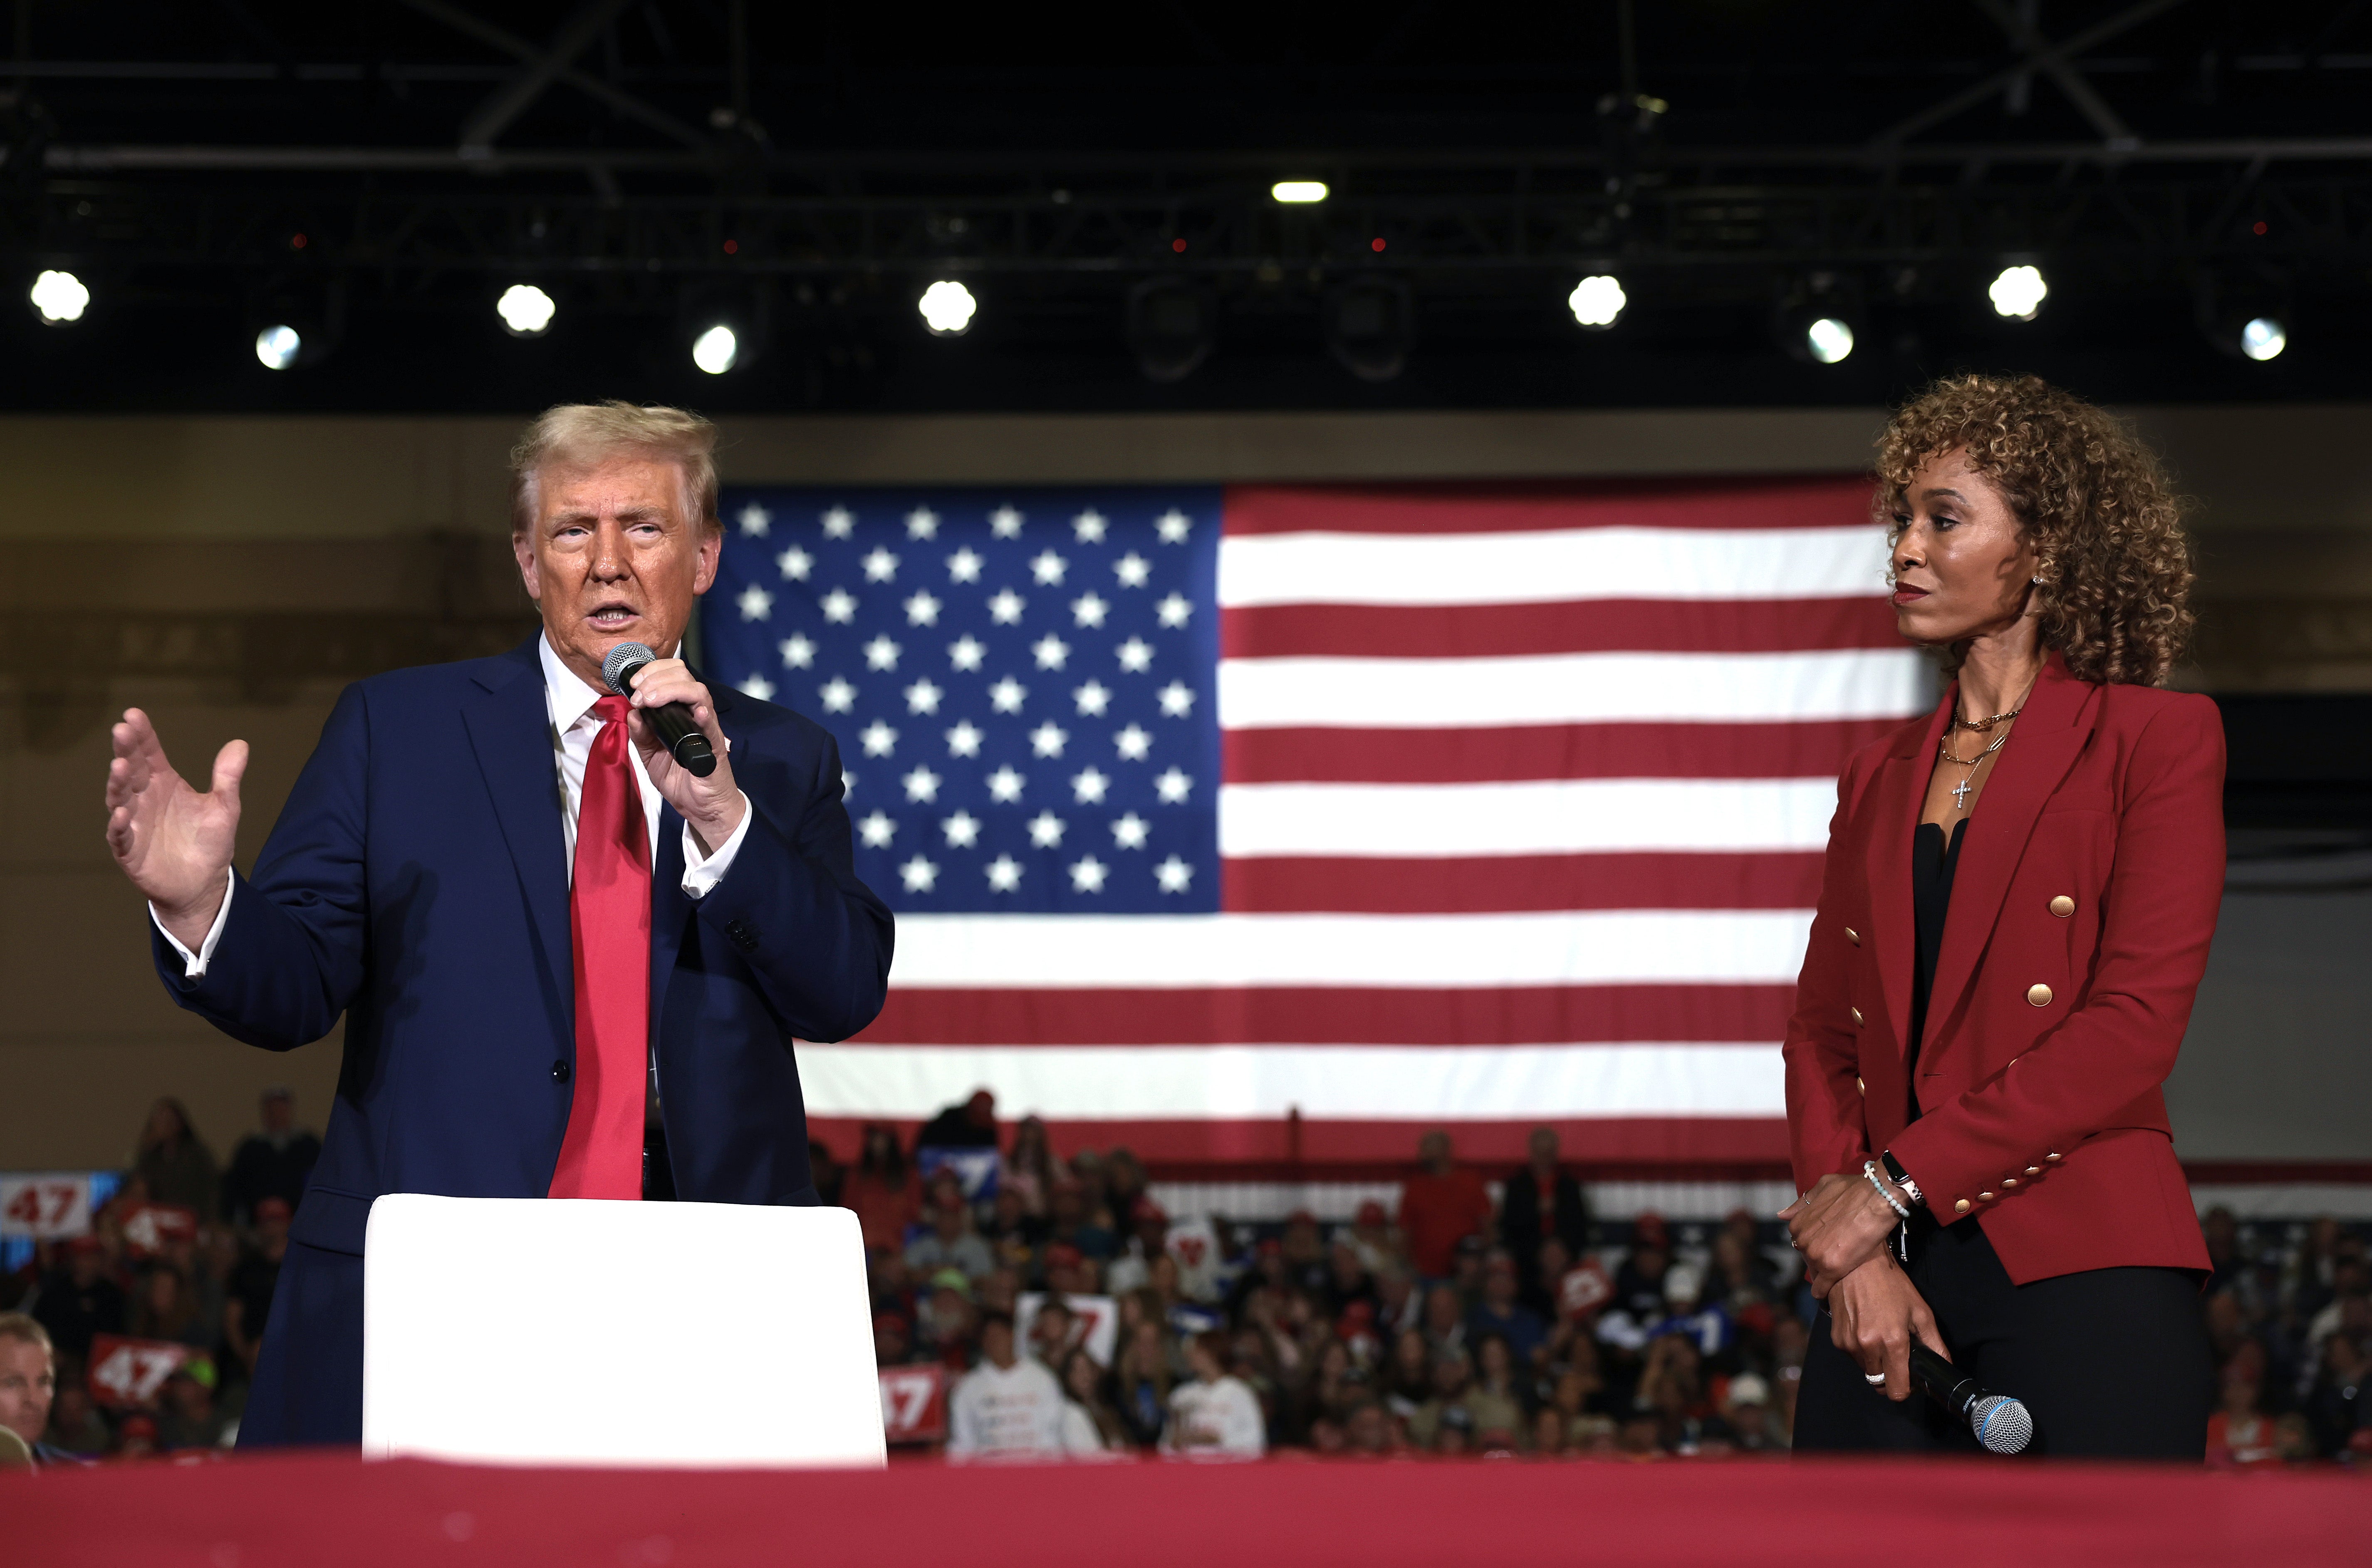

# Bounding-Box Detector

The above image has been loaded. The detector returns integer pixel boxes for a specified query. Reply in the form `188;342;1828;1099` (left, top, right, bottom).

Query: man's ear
513;530;542;602
692;524;722;596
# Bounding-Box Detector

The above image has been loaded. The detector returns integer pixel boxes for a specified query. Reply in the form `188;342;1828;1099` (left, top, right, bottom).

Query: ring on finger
1863;1373;1887;1386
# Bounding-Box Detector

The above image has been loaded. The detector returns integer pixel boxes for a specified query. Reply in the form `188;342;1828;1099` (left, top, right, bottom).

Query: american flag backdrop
702;478;1928;1170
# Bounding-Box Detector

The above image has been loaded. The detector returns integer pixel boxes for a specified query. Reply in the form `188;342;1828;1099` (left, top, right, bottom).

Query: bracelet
1863;1160;1911;1221
1879;1149;1926;1208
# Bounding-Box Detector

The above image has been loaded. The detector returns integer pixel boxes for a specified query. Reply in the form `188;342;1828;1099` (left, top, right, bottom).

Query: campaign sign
87;1335;194;1409
1559;1260;1614;1320
118;1203;199;1259
878;1364;948;1444
1015;1291;1117;1367
0;1173;94;1239
915;1147;1000;1204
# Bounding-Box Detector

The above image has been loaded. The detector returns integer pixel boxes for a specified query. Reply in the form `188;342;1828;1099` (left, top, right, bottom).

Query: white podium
361;1195;885;1468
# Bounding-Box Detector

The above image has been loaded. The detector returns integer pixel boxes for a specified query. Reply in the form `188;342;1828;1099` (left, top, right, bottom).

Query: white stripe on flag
886;911;1812;988
1218;778;1840;857
799;1043;1786;1120
1216;525;1889;607
1217;647;1924;729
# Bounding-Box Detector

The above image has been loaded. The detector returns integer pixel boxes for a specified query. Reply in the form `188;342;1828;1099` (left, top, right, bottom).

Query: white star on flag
1072;593;1109;628
904;591;941;626
1072;768;1110;804
989;677;1027;713
1111;812;1149;849
904;678;944;715
991;506;1025;538
1069;856;1109;893
859;721;897;757
1158;681;1196;718
741;674;776;701
820;677;857;712
821;590;857;623
1157;593;1193;628
950;636;987;672
736;584;774;621
776;546;812;581
1156;767;1193;803
942;811;981;848
1028;811;1066;848
1030;722;1068;758
898;856;938;893
1155;855;1194;894
906;507;938;539
779;634;815;669
1072;509;1107;543
946;721;984;758
864;636;901;671
902;767;942;803
947;549;983;584
739;503;772;537
1156;509;1191;544
1032;635;1070;670
857;811;896;847
1074;681;1112;717
1115;724;1152;761
989;589;1026;624
986;854;1024;892
1114;552;1151;588
863;548;899;582
822;507;855;538
988;766;1026;803
842;771;854;797
1117;638;1154;672
1030;550;1067;586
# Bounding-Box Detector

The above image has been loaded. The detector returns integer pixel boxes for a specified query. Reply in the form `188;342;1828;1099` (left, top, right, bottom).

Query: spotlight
1271;181;1329;204
1988;264;2048;321
30;270;89;324
919;280;977;336
1126;276;1216;383
2196;273;2293;363
1775;285;1862;367
1805;317;1855;363
691;323;739;374
1568;274;1626;329
1325;275;1415;382
2239;316;2288;362
497;283;556;337
255;324;302;370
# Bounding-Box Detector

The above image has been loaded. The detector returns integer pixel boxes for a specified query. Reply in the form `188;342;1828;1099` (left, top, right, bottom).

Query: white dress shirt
156;633;753;978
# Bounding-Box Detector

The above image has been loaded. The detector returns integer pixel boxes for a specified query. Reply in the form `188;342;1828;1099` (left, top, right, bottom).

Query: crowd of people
3;1085;2367;1467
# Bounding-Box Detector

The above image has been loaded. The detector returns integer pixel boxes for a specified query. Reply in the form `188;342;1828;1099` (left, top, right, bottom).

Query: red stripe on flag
853;984;1795;1046
1221;852;1822;913
1222;718;1905;784
1222;598;1900;659
1222;476;1875;536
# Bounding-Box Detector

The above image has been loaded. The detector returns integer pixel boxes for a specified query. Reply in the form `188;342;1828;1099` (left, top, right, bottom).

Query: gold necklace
1949;706;2021;732
1937;718;2016;811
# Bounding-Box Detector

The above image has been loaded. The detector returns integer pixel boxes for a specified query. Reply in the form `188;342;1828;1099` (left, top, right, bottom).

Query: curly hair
1876;374;2194;686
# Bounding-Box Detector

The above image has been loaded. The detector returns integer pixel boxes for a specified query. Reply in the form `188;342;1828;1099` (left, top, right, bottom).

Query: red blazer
1783;652;2220;1286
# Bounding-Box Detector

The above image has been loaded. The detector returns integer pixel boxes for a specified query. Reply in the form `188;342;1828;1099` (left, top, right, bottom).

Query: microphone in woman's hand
1906;1341;2034;1454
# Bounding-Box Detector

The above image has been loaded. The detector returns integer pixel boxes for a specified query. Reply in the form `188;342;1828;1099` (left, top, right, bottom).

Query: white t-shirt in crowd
947;1356;1071;1458
1159;1375;1265;1457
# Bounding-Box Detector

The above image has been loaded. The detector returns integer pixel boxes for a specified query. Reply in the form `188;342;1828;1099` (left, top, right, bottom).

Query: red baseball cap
256;1197;293;1222
1046;1242;1084;1268
1131;1196;1168;1225
1356;1200;1388;1226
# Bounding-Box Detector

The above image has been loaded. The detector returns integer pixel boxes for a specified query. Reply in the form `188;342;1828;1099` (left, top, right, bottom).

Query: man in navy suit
103;402;892;1446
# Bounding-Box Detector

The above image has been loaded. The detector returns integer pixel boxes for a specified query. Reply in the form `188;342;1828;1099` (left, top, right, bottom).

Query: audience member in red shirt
1396;1130;1495;1281
844;1124;923;1255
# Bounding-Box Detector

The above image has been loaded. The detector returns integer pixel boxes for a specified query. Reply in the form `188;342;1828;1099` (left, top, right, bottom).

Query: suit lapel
1867;693;1950;1060
1924;654;2098;1037
461;637;573;1027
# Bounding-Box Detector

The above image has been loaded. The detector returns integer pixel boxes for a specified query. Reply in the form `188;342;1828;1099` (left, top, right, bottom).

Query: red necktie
548;694;651;1200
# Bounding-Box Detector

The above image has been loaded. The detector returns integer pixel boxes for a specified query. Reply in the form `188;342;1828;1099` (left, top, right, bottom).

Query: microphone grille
601;642;656;697
1972;1395;2033;1455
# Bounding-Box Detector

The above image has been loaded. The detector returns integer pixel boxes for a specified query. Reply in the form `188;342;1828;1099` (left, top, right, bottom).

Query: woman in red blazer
1781;375;2218;1459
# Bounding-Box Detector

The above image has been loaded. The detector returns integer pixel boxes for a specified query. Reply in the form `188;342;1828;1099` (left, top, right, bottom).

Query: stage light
1271;181;1328;204
1568;274;1626;329
497;283;556;337
255;324;302;370
1988;264;2048;321
1127;275;1216;383
919;280;977;336
1804;317;1855;364
2240;316;2287;362
1325;275;1414;382
691;323;739;374
30;269;89;324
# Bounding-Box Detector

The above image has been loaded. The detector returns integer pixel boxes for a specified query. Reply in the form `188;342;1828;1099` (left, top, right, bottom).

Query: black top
1905;817;1969;1119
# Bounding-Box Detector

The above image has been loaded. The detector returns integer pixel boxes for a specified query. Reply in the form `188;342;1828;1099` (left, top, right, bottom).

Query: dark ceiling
1;0;2369;414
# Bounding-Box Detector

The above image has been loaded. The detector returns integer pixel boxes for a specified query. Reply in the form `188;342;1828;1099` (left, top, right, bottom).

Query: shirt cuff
152;867;235;979
680;793;753;901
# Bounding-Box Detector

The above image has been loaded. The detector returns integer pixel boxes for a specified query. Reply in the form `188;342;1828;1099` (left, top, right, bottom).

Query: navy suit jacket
152;634;893;1445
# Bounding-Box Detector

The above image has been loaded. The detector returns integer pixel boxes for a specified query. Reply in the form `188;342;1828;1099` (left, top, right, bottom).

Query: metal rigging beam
456;0;642;155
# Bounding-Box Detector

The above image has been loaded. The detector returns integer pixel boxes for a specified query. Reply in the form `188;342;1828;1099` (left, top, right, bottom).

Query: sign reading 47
0;1173;94;1239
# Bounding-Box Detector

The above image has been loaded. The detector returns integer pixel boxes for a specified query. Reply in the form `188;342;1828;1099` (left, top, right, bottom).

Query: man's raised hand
105;708;245;951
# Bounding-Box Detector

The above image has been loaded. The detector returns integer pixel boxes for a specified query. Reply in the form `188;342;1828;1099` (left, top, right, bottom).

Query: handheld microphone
601;642;718;778
1907;1342;2033;1454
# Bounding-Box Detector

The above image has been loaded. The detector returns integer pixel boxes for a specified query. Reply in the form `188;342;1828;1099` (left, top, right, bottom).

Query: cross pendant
1951;776;1973;810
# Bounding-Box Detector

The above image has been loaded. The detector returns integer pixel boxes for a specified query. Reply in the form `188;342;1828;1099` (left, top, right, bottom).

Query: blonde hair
0;1312;52;1357
508;401;720;537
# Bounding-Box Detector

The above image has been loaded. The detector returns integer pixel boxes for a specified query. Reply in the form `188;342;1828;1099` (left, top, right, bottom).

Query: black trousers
1793;1211;2211;1459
